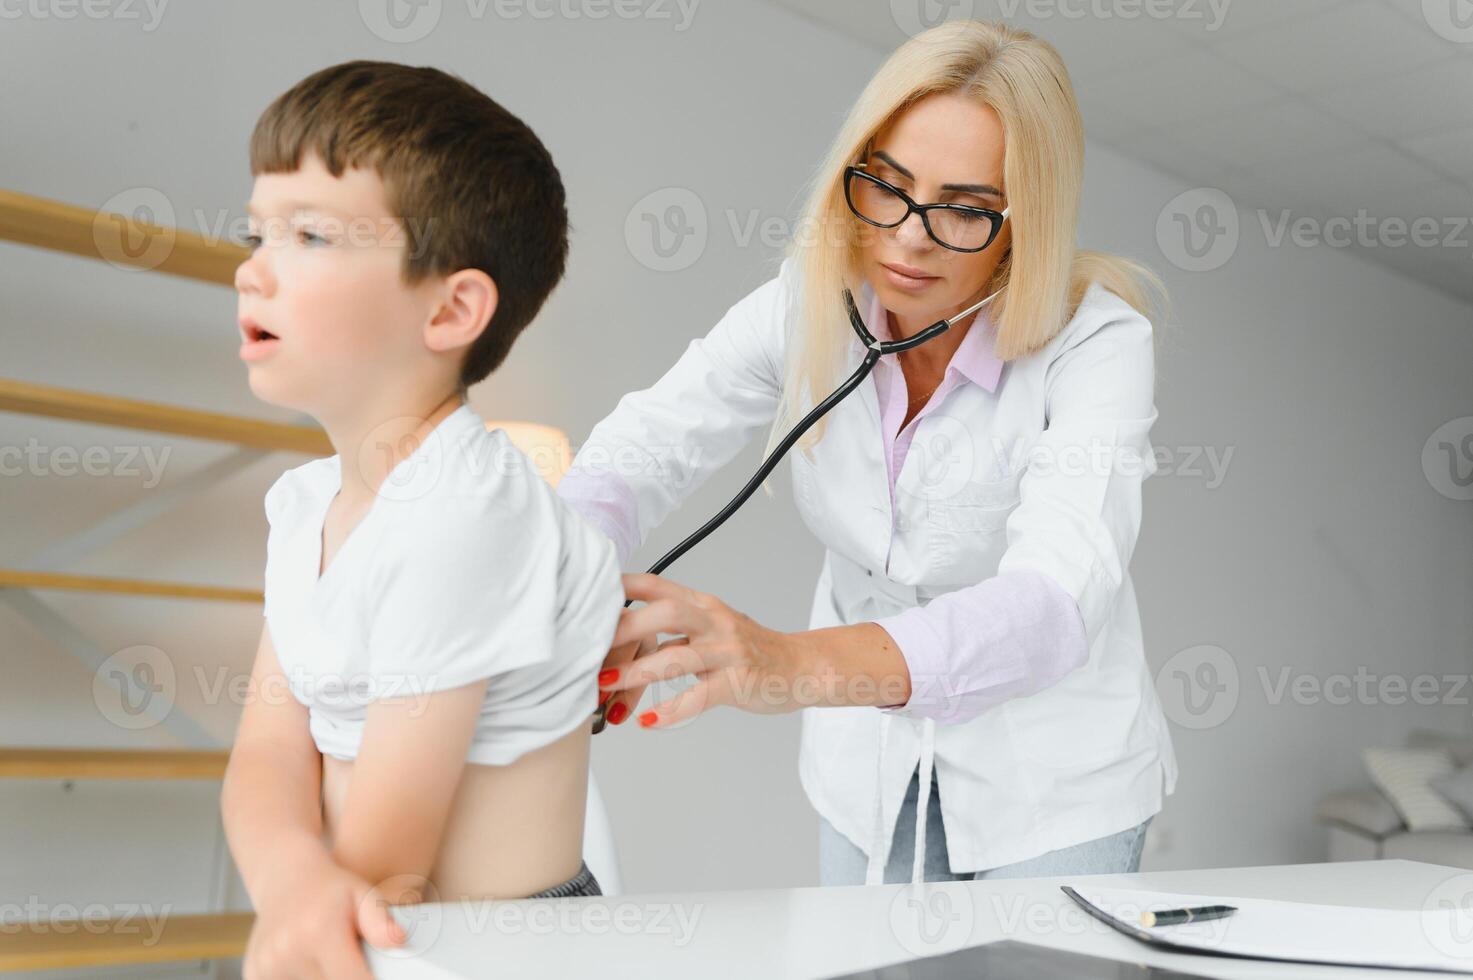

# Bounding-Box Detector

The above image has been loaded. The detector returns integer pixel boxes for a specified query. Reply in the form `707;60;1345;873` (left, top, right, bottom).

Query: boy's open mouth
239;318;281;361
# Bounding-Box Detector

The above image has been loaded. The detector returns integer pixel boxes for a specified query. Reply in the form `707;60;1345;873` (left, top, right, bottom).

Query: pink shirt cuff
872;570;1089;725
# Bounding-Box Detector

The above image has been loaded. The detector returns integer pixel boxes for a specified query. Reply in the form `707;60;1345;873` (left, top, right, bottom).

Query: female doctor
558;19;1179;887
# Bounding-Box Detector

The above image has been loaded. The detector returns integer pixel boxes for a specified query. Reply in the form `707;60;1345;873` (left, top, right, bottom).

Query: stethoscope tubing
590;283;1000;732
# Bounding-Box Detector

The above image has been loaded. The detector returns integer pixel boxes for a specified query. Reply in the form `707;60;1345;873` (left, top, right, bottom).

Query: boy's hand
597;617;657;727
243;848;407;980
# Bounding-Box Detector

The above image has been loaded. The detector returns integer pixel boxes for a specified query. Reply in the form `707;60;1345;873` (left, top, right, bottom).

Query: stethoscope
591;279;1004;732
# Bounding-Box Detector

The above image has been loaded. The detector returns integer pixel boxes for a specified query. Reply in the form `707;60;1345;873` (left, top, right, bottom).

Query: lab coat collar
859;281;1004;394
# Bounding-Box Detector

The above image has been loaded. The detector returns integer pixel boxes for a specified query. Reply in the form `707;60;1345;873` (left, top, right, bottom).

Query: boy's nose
233;250;272;296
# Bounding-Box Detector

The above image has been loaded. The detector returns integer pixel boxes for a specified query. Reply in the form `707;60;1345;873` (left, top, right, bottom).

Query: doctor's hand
596;572;813;728
596;628;657;727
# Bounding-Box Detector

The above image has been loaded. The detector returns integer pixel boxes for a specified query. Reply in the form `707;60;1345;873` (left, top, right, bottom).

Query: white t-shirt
261;403;624;766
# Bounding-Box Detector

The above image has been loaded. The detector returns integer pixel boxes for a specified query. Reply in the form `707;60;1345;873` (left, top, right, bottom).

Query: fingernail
598;669;620;687
607;702;629;725
638;711;659;728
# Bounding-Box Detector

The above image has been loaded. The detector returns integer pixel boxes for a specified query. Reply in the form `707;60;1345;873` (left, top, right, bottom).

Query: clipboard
1061;884;1473;974
820;937;1219;978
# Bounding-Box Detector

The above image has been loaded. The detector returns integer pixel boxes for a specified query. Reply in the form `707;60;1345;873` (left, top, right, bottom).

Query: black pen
1139;903;1237;927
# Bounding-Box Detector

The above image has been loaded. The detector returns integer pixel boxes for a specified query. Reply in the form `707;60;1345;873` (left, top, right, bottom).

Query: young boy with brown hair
220;60;627;976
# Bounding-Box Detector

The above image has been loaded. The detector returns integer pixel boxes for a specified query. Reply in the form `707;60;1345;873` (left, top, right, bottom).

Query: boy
220;60;627;975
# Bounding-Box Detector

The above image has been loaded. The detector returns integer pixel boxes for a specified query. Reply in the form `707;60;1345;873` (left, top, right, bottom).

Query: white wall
1;3;1470;974
1096;140;1473;869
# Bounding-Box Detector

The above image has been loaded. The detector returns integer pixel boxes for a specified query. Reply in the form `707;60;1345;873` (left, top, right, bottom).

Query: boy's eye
237;228;328;249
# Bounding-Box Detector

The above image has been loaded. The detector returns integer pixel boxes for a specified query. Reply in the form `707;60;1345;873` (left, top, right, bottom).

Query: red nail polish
599;690;613;707
598;669;619;687
607;702;629;725
638;711;659;728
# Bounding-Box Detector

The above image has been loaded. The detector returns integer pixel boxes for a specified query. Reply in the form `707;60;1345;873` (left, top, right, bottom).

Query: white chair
583;771;623;894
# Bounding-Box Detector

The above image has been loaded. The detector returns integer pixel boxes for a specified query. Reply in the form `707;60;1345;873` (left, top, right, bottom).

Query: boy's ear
424;269;498;355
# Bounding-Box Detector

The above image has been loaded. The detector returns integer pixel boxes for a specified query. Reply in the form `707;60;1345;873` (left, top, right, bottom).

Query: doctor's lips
880;261;941;291
238;317;281;361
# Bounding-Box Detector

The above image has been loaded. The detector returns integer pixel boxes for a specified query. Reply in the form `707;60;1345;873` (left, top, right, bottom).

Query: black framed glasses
844;163;1009;253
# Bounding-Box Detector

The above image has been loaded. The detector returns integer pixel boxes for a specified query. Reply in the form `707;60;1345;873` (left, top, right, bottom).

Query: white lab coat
564;256;1178;883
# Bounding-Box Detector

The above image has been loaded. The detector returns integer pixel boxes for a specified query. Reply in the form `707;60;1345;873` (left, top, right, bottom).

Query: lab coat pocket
922;469;1023;533
918;467;1023;583
901;412;1024;535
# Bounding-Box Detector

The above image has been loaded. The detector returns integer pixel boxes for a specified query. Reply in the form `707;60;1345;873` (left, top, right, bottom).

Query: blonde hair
759;19;1169;488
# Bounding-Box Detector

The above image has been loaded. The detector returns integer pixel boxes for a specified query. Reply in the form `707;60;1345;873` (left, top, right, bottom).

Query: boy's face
236;151;442;418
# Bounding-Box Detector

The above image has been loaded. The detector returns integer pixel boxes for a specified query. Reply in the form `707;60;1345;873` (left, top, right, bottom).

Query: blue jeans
818;764;1153;885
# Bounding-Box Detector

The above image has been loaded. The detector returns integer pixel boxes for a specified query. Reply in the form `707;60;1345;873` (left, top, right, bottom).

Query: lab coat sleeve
556;259;795;567
873;294;1158;724
554;467;642;570
872;571;1088;723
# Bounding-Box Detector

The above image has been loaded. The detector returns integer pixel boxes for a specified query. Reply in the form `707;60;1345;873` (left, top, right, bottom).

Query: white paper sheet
1071;885;1473;973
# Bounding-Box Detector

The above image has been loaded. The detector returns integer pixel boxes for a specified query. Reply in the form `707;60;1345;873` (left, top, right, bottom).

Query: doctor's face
853;91;1011;333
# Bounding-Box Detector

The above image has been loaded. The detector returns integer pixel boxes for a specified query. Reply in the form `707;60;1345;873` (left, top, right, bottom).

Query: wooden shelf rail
0;569;261;604
0;187;248;286
0;748;248;970
0;912;254;972
0;377;331;455
0;188;263;973
0;748;231;781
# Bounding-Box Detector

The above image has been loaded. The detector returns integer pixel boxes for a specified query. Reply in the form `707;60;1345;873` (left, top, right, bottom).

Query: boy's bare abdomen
320;724;591;901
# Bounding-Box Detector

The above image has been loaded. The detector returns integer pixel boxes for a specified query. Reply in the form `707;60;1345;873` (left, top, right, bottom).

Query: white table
367;859;1473;978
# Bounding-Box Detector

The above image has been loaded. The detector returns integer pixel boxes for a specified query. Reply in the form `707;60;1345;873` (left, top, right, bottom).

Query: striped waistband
525;860;602;899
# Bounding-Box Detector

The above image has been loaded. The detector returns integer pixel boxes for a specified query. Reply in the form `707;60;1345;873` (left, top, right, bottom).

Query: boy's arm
326;677;491;900
220;622;331;905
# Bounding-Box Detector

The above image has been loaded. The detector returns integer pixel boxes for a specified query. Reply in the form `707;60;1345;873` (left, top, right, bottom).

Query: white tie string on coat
866;714;938;886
